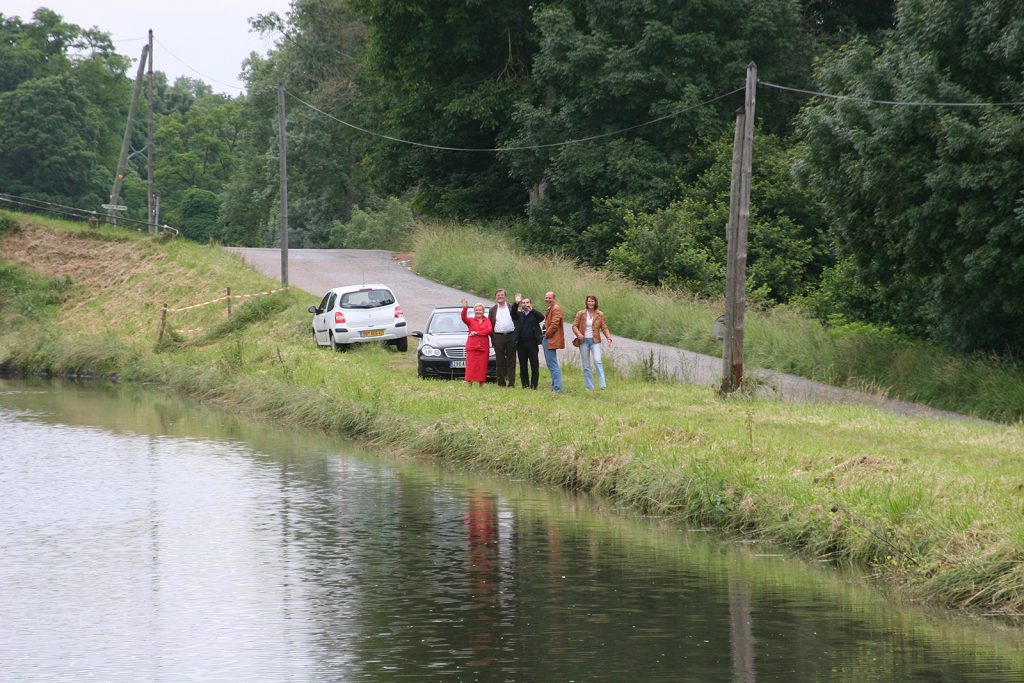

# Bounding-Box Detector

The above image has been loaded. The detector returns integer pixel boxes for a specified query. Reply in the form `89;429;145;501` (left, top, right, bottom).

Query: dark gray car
411;307;496;379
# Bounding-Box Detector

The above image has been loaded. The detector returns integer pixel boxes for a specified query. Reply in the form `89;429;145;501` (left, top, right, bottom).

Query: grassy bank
410;222;1024;423
2;211;1024;618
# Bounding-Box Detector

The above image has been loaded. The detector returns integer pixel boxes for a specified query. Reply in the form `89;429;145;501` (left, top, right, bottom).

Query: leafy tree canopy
795;0;1024;352
503;0;812;250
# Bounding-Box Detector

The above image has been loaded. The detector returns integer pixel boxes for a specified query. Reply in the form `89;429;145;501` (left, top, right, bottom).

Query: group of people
459;289;614;392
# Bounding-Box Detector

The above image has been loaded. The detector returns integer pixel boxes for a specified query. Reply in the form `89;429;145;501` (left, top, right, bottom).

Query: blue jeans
580;338;606;390
543;338;562;392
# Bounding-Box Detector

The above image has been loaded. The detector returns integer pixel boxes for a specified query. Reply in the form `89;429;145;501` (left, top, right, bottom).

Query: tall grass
412;223;1024;422
4;212;1024;617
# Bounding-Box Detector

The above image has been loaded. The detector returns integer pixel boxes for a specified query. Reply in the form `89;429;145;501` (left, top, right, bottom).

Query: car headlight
420;345;442;357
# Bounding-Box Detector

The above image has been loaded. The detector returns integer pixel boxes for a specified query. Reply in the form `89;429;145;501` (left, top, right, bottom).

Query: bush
180;188;222;242
329;197;413;250
0;211;20;235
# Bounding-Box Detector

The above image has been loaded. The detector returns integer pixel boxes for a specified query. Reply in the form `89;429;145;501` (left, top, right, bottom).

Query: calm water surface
1;378;1022;682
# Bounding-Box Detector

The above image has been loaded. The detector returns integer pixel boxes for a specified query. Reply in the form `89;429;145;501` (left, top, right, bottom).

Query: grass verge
410;222;1024;422
2;212;1024;618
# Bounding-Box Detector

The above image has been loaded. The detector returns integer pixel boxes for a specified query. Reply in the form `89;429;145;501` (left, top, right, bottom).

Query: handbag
572;337;582;347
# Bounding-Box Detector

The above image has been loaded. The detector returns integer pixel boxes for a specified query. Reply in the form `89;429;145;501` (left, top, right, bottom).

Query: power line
759;80;1024;108
285;87;745;153
0;193;173;233
152;37;246;92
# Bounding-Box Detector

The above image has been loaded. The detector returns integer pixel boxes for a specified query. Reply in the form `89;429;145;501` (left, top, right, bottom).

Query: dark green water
0;378;1021;682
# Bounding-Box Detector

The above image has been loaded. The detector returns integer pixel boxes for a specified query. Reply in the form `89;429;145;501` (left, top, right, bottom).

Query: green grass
3;211;1024;618
410;222;1024;422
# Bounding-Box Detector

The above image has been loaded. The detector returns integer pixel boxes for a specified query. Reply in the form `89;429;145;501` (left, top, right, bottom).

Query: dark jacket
512;302;544;346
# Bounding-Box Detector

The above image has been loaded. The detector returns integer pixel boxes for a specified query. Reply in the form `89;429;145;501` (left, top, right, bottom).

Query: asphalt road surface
231;247;965;419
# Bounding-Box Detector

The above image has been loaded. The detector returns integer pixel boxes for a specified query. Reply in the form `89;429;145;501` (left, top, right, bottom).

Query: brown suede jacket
571;309;612;343
544;303;565;349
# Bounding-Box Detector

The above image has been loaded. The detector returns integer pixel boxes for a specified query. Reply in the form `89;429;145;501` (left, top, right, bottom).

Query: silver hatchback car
309;284;408;351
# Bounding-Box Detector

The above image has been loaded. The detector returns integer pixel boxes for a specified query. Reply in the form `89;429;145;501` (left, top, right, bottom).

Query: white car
309;284;408;352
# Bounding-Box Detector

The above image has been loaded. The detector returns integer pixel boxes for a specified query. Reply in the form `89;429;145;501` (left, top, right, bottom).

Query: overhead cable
759;81;1024;108
153;37;246;92
0;193;157;232
285;87;745;153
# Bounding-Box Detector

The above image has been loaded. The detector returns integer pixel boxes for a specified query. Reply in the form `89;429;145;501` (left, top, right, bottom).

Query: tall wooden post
722;62;757;392
109;43;149;225
278;82;289;287
722;107;745;392
146;30;155;235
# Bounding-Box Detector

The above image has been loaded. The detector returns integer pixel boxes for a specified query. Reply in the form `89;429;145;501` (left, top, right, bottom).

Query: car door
313;292;333;344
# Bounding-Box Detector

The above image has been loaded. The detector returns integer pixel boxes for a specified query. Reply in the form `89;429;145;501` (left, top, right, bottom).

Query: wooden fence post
159;304;168;342
227;287;232;317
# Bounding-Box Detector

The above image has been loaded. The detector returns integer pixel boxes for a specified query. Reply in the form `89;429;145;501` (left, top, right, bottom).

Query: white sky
4;1;293;94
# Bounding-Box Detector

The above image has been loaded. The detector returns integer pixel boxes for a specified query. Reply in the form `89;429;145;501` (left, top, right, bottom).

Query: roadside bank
2;213;1023;618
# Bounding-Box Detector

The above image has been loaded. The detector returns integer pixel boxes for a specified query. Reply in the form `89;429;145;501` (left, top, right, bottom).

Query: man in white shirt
488;288;518;387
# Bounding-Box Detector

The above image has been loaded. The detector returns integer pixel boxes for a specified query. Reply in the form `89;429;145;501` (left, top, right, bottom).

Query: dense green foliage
603;132;828;302
0;10;128;206
3;0;1023;355
503;0;811;254
795;0;1024;352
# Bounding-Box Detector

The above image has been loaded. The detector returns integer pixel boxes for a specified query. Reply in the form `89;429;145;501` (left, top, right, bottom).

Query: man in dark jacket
512;293;544;389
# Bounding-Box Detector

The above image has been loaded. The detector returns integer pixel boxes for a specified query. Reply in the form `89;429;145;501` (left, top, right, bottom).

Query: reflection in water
730;578;755;682
1;378;1024;682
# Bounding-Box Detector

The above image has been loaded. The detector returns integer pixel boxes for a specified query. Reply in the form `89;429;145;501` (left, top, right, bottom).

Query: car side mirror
411;331;423;338
308;306;319;314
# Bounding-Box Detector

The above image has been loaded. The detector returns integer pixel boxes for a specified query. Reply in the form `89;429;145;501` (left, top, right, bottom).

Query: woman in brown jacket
571;295;613;390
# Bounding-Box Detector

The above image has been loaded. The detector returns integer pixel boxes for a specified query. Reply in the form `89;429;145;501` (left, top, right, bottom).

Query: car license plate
361;329;385;337
449;360;466;369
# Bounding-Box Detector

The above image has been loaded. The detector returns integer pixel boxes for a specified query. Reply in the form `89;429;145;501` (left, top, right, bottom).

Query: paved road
231;247;966;420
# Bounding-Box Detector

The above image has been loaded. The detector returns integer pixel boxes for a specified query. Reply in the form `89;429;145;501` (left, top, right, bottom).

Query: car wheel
330;333;348;352
417;360;426;378
394;337;408;353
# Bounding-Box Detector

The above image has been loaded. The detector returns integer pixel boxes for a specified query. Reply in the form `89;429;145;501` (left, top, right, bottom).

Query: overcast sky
5;1;293;94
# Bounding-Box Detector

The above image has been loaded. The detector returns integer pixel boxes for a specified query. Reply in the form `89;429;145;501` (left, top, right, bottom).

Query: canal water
1;378;1022;682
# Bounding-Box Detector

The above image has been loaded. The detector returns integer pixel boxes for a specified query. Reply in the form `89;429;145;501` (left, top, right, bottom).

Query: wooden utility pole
722;62;757;392
109;43;149;224
146;29;155;234
722;106;745;392
278;82;289;287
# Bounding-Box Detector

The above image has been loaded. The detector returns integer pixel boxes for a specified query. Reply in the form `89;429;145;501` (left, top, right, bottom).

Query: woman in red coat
461;299;492;385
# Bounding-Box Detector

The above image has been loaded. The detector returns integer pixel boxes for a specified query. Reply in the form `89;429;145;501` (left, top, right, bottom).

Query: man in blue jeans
542;291;564;392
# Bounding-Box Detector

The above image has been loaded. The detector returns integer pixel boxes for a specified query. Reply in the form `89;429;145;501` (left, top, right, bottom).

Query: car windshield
427;311;468;334
338;289;395;309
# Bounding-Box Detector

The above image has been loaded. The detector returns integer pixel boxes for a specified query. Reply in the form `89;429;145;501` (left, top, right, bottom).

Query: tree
352;0;536;218
604;131;828;302
502;0;813;255
0;10;129;208
0;74;106;200
153;93;241;226
796;0;1024;352
179;188;221;242
221;0;373;247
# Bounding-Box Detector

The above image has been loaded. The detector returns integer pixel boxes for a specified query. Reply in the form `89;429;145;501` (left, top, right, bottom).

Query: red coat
461;307;492;382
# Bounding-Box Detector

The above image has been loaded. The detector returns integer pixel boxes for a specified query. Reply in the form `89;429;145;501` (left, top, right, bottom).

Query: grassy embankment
2;211;1023;617
411;223;1024;423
